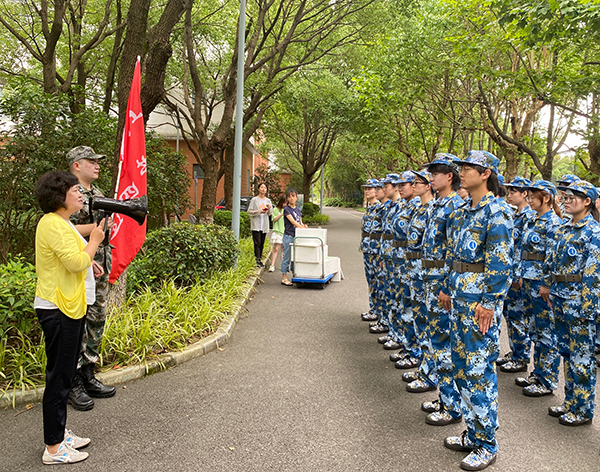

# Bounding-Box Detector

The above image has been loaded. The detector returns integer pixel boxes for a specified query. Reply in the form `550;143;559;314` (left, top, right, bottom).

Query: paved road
2;207;599;471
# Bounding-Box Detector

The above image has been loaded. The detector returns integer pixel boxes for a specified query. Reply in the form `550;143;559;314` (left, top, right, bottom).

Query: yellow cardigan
35;212;92;319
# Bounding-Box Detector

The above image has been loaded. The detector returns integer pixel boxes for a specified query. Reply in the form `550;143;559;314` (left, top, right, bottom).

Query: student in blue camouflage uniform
556;174;580;221
408;155;465;426
360;179;381;323
374;175;404;343
547;181;600;426
369;176;399;335
512;181;563;398
365;181;387;326
497;177;536;373
440;151;513;471
401;170;438;393
389;172;422;366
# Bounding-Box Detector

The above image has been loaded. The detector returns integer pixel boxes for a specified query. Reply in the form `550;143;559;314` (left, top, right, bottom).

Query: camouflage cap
361;178;379;188
411;169;431;184
423;153;459;169
383;173;401;185
66;146;106;166
556;174;581;186
559;180;597;201
505;176;532;189
525;180;557;198
397;171;416;184
453;150;500;175
497;174;506;186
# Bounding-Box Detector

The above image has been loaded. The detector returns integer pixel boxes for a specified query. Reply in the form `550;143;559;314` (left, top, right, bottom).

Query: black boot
81;364;116;398
68;371;94;411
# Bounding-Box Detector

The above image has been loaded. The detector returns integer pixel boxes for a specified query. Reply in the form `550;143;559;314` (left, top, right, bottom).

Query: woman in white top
247;182;273;267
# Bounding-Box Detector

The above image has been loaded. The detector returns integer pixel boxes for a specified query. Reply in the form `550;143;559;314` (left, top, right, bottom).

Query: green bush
323;197;345;207
301;201;320;218
211;210;251;239
0;255;39;341
303;214;330;226
127;223;239;294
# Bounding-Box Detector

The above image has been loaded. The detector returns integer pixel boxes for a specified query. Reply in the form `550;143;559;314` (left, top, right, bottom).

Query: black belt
422;259;445;269
392;240;408;248
405;251;422;260
552;274;583;283
381;234;393;240
369;232;382;239
361;232;369;238
452;261;484;273
522;251;544;261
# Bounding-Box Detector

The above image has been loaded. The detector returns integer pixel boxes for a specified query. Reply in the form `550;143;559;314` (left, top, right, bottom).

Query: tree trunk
223;142;235;210
302;174;312;203
503;149;518;181
196;150;221;223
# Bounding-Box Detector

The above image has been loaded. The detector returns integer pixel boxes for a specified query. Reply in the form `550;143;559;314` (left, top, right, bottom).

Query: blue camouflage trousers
502;283;531;364
363;253;378;314
387;260;407;344
373;257;389;328
417;279;462;418
398;264;419;358
553;295;597;420
450;298;501;454
523;279;560;390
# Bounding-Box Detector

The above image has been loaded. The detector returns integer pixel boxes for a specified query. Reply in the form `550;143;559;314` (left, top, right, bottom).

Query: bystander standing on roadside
269;195;287;272
248;182;273;268
281;188;307;286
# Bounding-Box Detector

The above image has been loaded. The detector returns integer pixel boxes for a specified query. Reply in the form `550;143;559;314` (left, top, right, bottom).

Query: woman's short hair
428;163;460;191
256;182;268;194
466;164;500;196
35;171;79;214
286;188;298;200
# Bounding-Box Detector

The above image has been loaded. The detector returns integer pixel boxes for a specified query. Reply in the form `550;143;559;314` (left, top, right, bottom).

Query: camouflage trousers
417;279;462;418
387;260;408;345
363;253;378;314
553;295;597;420
523;279;560;390
78;272;109;368
408;270;427;359
502;283;531;364
390;261;418;357
374;258;390;328
450;298;501;455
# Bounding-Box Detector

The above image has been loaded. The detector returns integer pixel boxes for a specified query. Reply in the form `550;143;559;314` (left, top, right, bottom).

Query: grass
0;238;260;399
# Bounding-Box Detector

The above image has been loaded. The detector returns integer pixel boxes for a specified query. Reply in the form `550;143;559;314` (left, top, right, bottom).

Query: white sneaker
42;441;89;465
268;265;275;272
64;428;91;449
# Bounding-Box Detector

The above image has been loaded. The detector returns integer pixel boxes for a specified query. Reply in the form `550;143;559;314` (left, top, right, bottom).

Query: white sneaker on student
64;428;91;449
42;441;89;465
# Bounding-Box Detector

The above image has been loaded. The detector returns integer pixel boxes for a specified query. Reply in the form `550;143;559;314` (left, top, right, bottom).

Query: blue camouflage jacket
380;199;401;259
444;192;514;310
390;197;420;261
548;213;600;319
422;191;464;282
360;201;380;254
518;209;561;282
406;198;434;280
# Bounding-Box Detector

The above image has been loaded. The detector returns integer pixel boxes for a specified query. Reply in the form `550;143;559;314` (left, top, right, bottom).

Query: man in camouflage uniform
67;146;116;411
440;151;513;471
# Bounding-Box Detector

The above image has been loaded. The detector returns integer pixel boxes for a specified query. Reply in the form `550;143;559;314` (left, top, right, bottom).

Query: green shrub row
211;210;251;239
301;201;320;218
303;214;330;225
127;223;239;295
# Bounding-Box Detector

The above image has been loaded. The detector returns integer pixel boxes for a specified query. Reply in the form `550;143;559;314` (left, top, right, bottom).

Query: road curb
1;265;265;410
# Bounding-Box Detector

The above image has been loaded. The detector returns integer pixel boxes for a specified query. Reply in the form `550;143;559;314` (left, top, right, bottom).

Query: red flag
109;58;147;284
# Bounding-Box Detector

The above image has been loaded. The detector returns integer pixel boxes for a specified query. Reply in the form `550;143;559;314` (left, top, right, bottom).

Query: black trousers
36;308;85;445
252;230;267;262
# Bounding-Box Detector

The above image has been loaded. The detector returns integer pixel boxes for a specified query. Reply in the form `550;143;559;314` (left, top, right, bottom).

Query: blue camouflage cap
375;179;384;188
556;174;581;186
525;180;557;198
397;171;416;184
497;174;505;186
558;180;597;201
423;153;459;170
505;176;532;189
361;178;379;188
411;170;431;184
382;173;401;185
453;150;500;175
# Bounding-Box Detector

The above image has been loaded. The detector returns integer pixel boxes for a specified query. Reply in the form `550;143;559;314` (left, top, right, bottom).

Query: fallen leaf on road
14;404;34;417
218;347;225;351
228;447;235;451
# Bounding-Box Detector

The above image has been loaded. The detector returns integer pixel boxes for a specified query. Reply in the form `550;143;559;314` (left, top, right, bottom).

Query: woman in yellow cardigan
34;171;105;465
